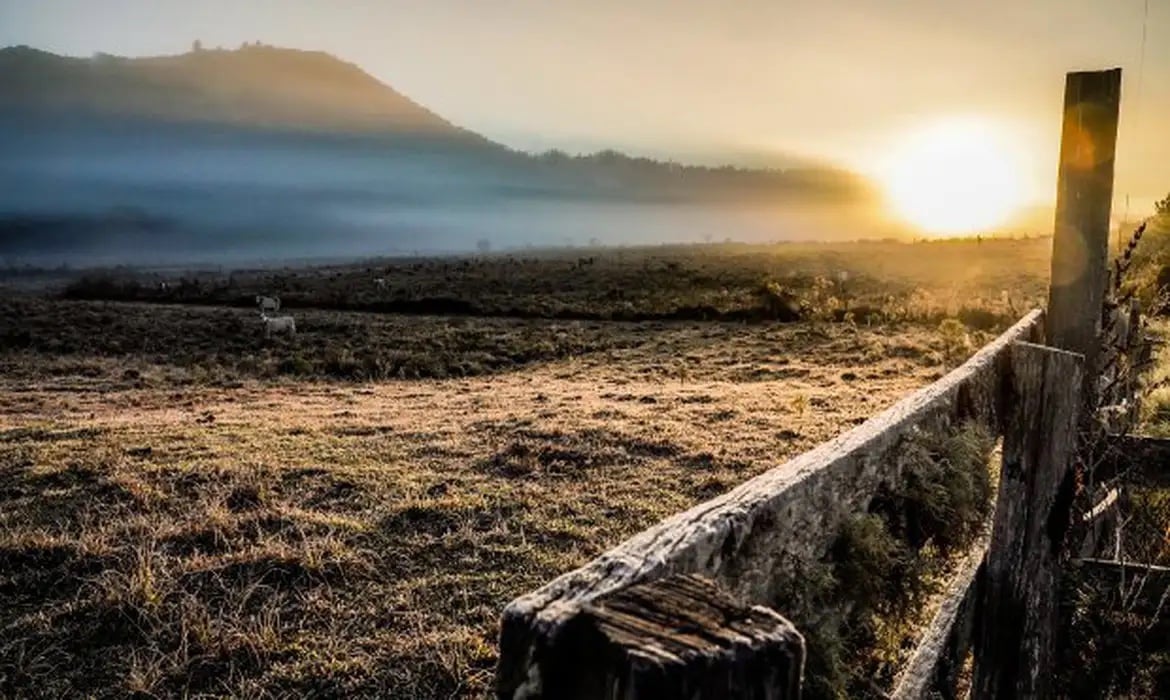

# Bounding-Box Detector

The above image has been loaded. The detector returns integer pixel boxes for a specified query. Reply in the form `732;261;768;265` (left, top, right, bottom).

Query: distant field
0;299;654;383
27;236;1053;328
0;238;1048;698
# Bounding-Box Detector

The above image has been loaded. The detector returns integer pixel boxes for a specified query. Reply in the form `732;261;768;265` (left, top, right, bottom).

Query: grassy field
0;237;1050;698
44;236;1053;327
0;298;656;383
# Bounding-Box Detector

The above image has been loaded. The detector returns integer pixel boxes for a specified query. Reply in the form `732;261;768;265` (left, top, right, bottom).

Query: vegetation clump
1111;192;1170;310
781;422;995;699
1056;312;1170;697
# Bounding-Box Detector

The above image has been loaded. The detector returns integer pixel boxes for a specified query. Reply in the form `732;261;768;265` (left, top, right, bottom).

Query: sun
878;118;1029;236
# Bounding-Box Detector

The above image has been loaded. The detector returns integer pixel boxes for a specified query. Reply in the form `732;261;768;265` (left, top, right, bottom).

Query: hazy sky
2;0;1167;212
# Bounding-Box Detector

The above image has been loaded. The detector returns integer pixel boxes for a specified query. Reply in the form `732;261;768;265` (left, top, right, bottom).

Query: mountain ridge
0;43;495;145
0;43;860;177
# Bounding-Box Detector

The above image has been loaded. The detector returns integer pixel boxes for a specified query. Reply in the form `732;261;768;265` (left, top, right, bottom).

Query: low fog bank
0;115;892;267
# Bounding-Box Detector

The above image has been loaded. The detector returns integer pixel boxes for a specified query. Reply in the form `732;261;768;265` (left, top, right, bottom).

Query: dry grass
40;236;1052;327
0;238;1053;697
1128;318;1170;570
0;314;960;698
0;298;651;382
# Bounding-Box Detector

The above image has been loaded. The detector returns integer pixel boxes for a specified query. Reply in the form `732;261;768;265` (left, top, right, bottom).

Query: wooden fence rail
890;525;988;699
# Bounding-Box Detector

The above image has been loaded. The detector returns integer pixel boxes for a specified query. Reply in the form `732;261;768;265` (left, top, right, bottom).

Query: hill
0;44;487;143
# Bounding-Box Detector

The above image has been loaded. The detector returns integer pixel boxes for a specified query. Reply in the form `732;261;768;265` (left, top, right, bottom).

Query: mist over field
0;121;881;266
0;46;887;267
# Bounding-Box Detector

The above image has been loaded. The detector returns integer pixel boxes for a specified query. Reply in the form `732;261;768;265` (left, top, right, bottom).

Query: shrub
62;275;141;301
276;355;313;376
938;318;971;365
957;306;1005;332
756;280;803;321
790;422;995;699
322;347;363;380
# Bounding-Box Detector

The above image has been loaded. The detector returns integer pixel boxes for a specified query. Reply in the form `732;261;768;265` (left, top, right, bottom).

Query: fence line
494;67;1146;700
497;311;1042;698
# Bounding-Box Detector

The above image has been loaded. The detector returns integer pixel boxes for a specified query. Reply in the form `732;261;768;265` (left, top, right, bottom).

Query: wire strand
1136;0;1149;116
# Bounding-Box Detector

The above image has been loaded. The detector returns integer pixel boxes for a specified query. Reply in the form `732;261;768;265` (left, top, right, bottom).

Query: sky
1;0;1167;214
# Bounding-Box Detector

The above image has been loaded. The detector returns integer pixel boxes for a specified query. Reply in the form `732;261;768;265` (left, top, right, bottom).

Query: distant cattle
256;295;280;313
261;314;296;338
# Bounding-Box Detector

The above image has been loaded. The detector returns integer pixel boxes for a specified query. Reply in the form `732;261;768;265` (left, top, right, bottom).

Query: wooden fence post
972;342;1083;699
542;574;805;700
1045;67;1121;410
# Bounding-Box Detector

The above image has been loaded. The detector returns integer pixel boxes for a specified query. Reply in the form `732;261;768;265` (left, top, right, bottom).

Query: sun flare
879;118;1028;236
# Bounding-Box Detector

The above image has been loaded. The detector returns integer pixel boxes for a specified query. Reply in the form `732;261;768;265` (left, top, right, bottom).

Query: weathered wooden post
973;342;1083;699
539;574;805;700
1041;67;1124;574
1045;67;1122;409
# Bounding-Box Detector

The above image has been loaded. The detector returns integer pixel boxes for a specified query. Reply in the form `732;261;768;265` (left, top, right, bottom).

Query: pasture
1;237;1054;697
50;237;1053;327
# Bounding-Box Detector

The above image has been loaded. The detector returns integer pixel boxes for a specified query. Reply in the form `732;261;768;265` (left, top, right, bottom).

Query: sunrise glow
879;118;1029;236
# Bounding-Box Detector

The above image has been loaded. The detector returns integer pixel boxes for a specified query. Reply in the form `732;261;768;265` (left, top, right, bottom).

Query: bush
1117;206;1170;309
937;318;971;365
62;275;141;301
957;306;1006;332
322;347;363;380
791;422;995;699
277;355;313;376
756;281;803;321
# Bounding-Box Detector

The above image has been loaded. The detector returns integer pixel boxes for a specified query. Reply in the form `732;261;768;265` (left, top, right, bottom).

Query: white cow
374;278;387;290
256;295;280;314
261;314;296;338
